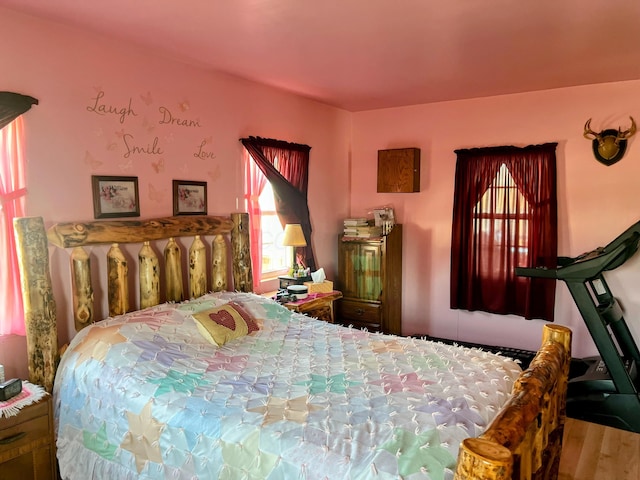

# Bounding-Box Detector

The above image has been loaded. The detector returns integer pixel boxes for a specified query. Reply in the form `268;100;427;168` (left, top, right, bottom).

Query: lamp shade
282;224;307;247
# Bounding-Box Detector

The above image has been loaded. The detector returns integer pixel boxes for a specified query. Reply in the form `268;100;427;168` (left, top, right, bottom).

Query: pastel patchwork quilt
53;292;522;480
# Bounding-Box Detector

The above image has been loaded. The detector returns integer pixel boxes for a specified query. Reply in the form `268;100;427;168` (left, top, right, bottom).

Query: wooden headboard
13;213;253;392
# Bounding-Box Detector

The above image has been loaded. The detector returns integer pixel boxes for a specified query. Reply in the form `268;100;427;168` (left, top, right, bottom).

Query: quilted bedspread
54;292;522;480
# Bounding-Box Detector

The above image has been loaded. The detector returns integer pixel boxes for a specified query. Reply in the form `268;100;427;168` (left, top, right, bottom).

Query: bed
13;213;572;480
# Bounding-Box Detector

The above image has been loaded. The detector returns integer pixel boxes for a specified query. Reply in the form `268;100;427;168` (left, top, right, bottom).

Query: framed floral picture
91;175;140;219
173;180;207;215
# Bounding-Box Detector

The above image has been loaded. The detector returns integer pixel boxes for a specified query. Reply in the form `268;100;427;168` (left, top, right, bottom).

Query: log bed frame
13;213;572;480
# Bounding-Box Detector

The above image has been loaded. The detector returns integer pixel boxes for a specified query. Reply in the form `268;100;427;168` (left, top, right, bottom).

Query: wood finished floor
559;417;640;479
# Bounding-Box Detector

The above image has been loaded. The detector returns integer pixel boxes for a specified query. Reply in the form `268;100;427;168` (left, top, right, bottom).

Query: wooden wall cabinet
0;395;57;480
336;225;402;334
377;148;420;193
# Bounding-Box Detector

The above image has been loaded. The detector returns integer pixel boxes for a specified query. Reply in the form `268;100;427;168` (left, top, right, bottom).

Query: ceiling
2;0;640;112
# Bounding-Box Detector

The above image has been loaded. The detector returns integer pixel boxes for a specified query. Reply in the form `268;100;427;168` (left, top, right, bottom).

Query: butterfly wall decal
140;91;153;106
151;158;165;173
142;117;155;133
84;151;102;170
208;166;221;182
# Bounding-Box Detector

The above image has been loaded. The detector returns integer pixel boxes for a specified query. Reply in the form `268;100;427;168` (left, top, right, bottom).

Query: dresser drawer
0;395;56;480
0;411;49;458
338;299;381;326
0;402;50;461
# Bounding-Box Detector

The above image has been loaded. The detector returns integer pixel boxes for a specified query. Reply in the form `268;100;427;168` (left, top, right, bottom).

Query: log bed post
107;243;129;316
13;217;58;392
139;241;160;308
164;237;184;302
211;234;228;292
71;246;93;330
189;235;207;298
231;212;253;292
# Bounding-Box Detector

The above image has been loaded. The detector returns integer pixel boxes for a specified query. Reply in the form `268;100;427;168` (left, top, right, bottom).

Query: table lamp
282;223;307;274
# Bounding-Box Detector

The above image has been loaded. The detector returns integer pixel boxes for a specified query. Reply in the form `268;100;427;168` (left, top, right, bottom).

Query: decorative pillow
192;301;259;346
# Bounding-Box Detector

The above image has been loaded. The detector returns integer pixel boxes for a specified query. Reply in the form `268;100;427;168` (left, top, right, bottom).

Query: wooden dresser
0;395;56;480
336;225;402;334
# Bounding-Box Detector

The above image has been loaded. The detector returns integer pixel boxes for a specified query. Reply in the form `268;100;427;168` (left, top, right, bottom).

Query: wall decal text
87;91;137;124
194;139;216;159
122;134;163;158
158;106;201;128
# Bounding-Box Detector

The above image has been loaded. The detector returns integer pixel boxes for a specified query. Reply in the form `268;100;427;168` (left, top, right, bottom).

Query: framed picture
373;206;395;235
91;175;140;219
173;180;207;215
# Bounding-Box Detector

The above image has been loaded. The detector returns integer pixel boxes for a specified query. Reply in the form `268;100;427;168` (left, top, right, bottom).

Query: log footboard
454;324;572;480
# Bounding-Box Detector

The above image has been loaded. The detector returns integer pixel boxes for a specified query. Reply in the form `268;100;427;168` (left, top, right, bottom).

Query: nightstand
281;291;343;323
0;395;56;480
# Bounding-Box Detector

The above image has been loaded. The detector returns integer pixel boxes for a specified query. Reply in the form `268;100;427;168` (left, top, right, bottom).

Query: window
474;163;530;278
450;144;558;321
0;117;27;335
258;182;289;277
0;92;37;335
242;136;314;290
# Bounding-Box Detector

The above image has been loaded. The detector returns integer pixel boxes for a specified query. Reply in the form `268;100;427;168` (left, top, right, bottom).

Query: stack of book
343;218;368;235
343;218;382;238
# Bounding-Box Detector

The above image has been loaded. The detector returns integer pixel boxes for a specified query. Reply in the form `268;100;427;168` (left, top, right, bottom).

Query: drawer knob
0;431;26;445
356;308;364;315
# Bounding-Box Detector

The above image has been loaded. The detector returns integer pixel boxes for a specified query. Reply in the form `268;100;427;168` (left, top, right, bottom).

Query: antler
584;118;600;141
617;116;637;141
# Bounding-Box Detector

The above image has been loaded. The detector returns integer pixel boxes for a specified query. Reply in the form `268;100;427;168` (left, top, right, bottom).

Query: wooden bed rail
13;213;253;392
454;324;572;480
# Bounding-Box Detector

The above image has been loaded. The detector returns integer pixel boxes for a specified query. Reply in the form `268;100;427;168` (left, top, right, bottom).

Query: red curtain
450;143;558;321
240;136;316;270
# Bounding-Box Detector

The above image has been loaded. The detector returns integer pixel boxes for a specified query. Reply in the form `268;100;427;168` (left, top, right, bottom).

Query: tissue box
304;280;333;293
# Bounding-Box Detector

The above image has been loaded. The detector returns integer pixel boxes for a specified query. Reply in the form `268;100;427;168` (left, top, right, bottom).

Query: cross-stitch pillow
192;301;259;346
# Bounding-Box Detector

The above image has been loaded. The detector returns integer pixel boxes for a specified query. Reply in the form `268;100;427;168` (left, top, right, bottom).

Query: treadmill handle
515;266;558;278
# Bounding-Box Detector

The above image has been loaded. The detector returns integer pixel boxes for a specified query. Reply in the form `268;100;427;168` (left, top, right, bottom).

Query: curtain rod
240;136;311;152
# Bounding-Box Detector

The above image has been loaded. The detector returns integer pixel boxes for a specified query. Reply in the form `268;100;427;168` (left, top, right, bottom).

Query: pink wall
0;8;351;376
3;7;640;376
351;82;640;358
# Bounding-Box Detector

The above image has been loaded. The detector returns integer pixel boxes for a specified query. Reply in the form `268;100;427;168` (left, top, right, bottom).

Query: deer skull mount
584;116;636;166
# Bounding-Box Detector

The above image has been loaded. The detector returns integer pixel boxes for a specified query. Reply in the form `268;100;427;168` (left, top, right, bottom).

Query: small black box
0;378;22;401
278;275;312;289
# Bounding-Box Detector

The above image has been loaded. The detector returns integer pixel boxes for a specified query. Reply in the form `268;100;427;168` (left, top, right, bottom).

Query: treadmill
516;220;640;433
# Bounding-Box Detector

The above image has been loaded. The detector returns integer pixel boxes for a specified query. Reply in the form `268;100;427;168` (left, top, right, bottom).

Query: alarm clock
0;378;22;401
